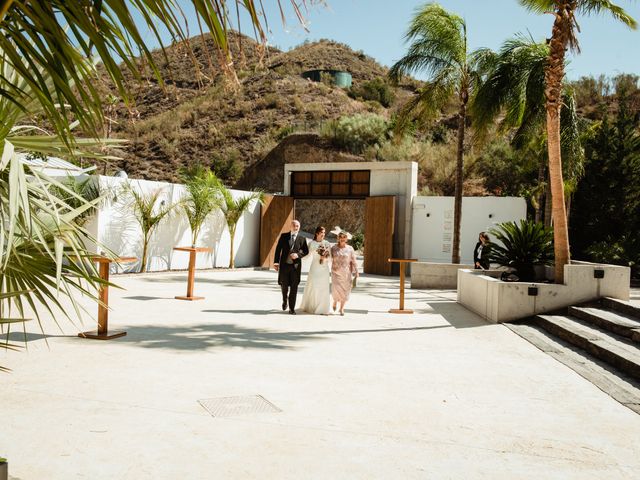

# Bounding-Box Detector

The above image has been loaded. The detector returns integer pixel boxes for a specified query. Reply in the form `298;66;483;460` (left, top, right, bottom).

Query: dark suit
274;232;309;311
473;242;491;270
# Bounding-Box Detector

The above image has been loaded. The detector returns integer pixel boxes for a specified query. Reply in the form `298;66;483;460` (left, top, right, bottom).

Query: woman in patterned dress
330;230;358;316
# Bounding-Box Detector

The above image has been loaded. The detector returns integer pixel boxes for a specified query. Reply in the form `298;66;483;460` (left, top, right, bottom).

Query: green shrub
489;220;554;282
211;150;244;183
587;236;640;279
320;113;390;154
350;231;364;252
275;124;298;141
348;78;395;108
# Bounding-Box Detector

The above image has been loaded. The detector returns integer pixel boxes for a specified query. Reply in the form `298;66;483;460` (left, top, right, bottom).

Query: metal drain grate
198;395;281;417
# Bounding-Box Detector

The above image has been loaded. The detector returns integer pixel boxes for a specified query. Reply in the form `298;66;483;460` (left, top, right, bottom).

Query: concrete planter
457;263;630;323
0;461;7;480
411;262;474;289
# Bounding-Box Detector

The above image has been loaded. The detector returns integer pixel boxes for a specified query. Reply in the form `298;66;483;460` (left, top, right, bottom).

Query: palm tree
128;186;175;273
518;0;637;282
1;55;121;370
182;168;223;247
389;3;492;263
471;35;584;231
216;185;264;268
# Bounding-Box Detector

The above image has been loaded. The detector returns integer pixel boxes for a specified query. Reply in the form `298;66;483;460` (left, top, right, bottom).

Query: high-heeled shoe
332;303;337;312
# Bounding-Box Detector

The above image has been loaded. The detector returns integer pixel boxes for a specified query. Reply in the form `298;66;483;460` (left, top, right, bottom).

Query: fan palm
127;186;176;273
518;0;637;282
216;185;264;268
182;168;223;247
471;35;585;229
389;3;492;263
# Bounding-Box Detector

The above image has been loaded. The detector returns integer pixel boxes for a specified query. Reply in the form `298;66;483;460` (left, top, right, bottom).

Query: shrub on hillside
321;113;390;154
211;150;244;184
348;78;395;108
364;136;429;163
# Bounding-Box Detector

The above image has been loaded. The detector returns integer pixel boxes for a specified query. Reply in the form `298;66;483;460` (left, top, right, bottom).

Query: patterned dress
330;244;357;303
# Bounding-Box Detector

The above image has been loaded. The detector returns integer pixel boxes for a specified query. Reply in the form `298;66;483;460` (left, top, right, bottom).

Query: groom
273;220;309;314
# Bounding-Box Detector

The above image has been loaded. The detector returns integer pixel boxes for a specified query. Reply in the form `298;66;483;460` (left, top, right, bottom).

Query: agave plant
489;220;554;282
127;186;175;273
216;184;264;268
182;167;223;247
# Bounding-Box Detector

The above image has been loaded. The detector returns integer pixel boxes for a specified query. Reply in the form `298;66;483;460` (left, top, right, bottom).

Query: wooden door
364;196;395;275
260;195;294;268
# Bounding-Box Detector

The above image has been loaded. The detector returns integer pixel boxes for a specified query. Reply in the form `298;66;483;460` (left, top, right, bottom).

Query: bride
300;226;331;315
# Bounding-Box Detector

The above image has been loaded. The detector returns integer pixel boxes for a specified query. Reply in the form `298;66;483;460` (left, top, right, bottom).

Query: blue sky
141;1;640;80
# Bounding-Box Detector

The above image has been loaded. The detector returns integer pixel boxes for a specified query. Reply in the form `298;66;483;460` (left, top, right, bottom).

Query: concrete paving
2;270;640;479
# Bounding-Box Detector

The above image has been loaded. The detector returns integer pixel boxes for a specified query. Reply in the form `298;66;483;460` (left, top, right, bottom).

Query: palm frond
579;0;638;28
471;34;548;140
183;169;223;245
0;1;315;141
389;2;466;83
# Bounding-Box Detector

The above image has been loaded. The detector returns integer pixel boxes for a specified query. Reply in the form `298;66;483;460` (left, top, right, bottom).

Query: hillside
100;34;416;185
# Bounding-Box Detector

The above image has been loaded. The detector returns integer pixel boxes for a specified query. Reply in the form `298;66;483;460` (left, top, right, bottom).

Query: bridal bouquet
316;242;330;264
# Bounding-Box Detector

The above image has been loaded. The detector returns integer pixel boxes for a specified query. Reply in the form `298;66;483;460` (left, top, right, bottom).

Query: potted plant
0;457;7;480
127;185;175;272
489;220;554;282
182;168;222;247
215;184;264;268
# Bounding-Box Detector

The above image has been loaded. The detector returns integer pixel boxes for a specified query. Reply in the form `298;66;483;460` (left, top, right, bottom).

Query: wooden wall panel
260;195;294;268
364;196;395;276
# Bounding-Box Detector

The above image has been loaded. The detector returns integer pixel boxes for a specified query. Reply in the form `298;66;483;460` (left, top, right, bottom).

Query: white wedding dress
300;240;331;315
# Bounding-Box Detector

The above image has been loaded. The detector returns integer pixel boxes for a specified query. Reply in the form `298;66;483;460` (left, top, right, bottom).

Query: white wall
458;264;630;323
84;176;261;272
411;196;527;264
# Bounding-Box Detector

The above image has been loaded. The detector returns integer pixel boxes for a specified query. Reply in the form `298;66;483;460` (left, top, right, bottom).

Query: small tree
216;185;264;268
182;169;222;246
128;186;175;273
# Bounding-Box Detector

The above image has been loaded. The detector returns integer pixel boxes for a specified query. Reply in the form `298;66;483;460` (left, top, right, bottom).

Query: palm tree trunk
192;227;198;248
535;162;545;223
545;2;573;283
544;183;552;228
452;97;466;264
140;235;149;273
228;224;236;268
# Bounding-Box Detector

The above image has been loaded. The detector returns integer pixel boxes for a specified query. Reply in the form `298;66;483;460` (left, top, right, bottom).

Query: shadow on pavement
4;332;76;343
116;322;451;352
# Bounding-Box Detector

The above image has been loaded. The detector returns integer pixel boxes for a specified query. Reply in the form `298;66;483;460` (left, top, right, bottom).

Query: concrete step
506;322;640;415
569;306;640;343
603;297;640;319
534;314;640;381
